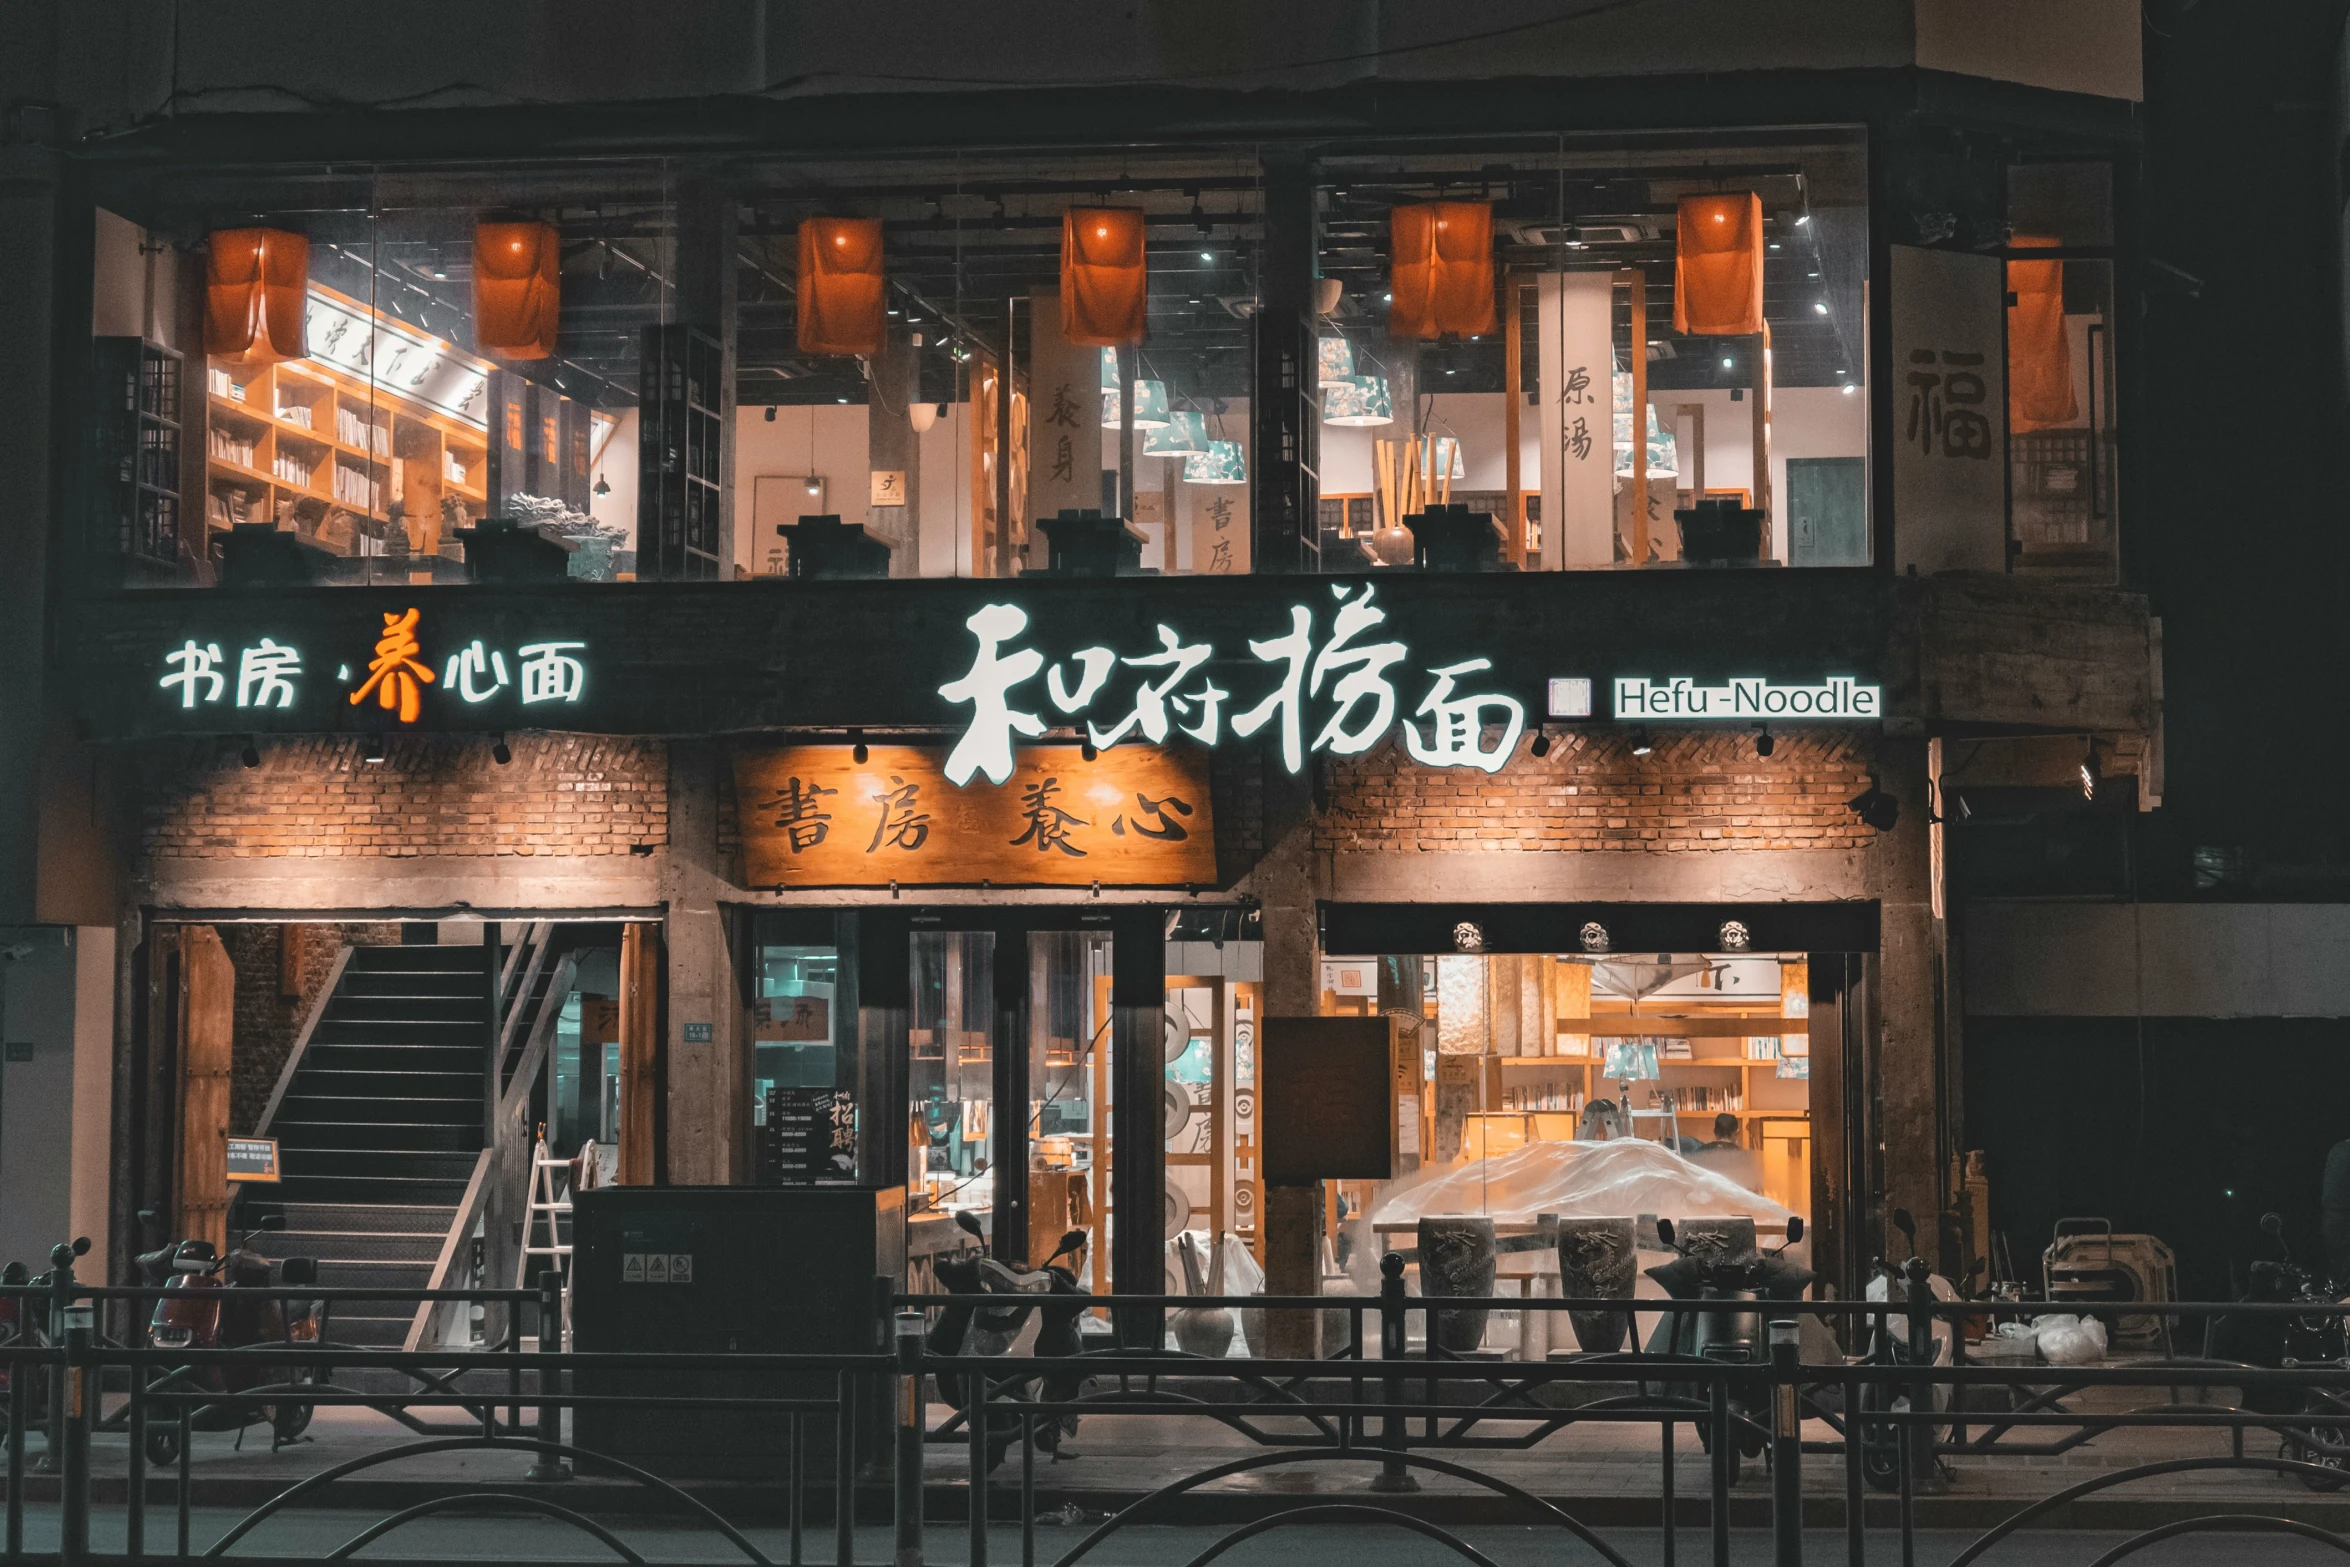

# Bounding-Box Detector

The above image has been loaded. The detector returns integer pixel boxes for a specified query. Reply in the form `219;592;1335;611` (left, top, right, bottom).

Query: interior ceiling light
593;473;610;496
2080;739;2101;802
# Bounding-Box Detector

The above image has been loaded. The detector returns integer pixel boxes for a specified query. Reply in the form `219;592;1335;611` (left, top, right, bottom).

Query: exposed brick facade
138;735;668;868
220;922;403;1133
1315;728;1878;855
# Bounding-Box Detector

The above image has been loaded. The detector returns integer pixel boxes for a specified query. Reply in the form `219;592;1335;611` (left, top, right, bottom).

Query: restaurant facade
0;6;2156;1341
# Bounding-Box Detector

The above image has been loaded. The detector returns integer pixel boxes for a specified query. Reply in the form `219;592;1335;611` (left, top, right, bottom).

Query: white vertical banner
1024;287;1103;563
1890;246;2006;574
1537;272;1616;569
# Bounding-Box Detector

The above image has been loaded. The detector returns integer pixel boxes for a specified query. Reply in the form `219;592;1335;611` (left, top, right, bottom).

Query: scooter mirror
1054;1229;1088;1261
71;1237;91;1256
1785;1216;1803;1245
953;1210;985;1240
279;1256;318;1286
1893;1208;1916;1243
1654;1218;1676;1248
258;1214;287;1233
2261;1212;2286;1239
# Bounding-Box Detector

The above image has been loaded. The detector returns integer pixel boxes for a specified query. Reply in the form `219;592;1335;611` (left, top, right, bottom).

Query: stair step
246;1201;457;1233
302;1041;485;1072
326;997;492;1025
309;1259;441;1291
258;1230;448;1265
275;1093;478;1125
272;1120;482;1153
284;1147;483;1177
272;1175;474;1206
311;1020;489;1045
331;1313;423;1347
283;1069;482;1100
348;946;494;972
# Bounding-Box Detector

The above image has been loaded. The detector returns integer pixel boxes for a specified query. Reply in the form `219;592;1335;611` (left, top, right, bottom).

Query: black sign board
761;1087;857;1186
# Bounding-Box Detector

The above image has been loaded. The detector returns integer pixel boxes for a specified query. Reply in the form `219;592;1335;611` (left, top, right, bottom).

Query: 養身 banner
733;743;1217;889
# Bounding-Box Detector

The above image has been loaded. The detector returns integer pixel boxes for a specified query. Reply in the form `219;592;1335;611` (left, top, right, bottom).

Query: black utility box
570;1186;903;1479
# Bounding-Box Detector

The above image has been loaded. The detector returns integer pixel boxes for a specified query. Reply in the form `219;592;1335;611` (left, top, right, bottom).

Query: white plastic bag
2032;1313;2108;1367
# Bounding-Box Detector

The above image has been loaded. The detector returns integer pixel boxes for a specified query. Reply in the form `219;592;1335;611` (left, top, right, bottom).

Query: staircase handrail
496;922;555;1076
403;1146;493;1353
251;942;354;1139
493;951;577;1293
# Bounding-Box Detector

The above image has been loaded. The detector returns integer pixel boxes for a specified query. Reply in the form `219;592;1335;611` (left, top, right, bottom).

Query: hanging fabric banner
1536;272;1617;568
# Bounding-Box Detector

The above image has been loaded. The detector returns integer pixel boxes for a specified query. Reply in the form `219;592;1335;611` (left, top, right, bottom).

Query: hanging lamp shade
1144;408;1211;457
2008;235;2077;433
1323;374;1394;427
1318;336;1357;380
797;217;886;357
1061;207;1148;347
203;228;309;363
1183;439;1247;484
1388;202;1497;340
473;220;561;359
1100;378;1170;430
1672;193;1765;336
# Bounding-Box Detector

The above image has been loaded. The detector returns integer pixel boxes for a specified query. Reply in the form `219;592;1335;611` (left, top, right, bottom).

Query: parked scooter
1854;1209;1952;1492
1644;1215;1815;1479
2207;1211;2350;1490
136;1214;325;1465
926;1211;1092;1470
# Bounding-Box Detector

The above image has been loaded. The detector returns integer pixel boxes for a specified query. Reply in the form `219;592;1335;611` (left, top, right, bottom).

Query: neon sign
157;609;587;722
1613;676;1880;719
938;583;1525;786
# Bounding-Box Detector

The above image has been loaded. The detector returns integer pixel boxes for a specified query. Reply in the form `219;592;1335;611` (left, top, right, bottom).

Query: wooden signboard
734;745;1216;889
226;1137;281;1183
1259;1015;1399;1184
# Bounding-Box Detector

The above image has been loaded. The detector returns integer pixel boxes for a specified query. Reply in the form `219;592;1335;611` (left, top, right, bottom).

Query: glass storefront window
2006;162;2119;580
753;934;852;1185
908;929;997;1218
90;165;676;588
1313;131;1870;571
1027;932;1112;1285
1320;947;1814;1354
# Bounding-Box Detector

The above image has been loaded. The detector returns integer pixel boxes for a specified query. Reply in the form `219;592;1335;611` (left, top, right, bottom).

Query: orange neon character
348;607;436;723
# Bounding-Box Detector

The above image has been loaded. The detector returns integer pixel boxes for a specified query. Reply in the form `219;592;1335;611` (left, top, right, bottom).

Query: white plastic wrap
1369;1137;1800;1231
2031;1313;2109;1367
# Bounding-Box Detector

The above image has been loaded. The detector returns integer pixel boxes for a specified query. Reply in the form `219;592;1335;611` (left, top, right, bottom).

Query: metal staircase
239;927;574;1353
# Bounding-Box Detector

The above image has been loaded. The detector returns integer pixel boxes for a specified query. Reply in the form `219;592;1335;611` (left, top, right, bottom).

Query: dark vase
1555;1217;1638;1354
1417;1215;1497;1354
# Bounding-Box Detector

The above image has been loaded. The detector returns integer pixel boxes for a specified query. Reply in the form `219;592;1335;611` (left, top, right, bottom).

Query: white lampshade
1183;439;1247;484
1322;374;1393;427
1100;378;1170;430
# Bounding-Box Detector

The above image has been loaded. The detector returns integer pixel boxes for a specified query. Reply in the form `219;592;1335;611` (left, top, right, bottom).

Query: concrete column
1872;737;1944;1268
1254;762;1323;1355
659;741;745;1183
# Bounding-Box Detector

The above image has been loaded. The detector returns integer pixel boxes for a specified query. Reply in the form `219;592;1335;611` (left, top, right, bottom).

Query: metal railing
9;1262;2350;1567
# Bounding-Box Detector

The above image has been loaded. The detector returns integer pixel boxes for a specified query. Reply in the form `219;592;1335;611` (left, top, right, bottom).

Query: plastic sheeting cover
1369;1137;1799;1230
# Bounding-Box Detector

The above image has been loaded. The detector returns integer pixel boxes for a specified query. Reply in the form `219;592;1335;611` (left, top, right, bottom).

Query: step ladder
521;1130;585;1349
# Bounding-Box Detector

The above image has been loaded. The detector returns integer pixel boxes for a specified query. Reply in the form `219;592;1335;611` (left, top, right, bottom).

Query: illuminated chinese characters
936;583;1527;781
155;611;590;721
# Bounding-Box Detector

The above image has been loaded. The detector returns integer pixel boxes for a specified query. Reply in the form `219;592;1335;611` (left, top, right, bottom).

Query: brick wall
218;921;404;1133
139;735;668;867
1315;728;1878;855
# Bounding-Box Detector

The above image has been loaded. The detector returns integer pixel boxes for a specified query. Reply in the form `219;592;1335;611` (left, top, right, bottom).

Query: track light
1528;729;1551;759
850;729;869;765
765;405;778;422
239;738;261;769
1755;725;1775;758
491;734;512;766
1080;740;1098;763
1629;727;1653;757
1848;773;1900;832
361;734;387;764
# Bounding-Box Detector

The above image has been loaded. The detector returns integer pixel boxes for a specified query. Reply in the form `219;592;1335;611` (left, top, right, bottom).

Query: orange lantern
203;228;308;363
473;220;562;359
1061;207;1148;347
2007;235;2077;433
1672;193;1764;337
1388;202;1497;340
797;217;886;358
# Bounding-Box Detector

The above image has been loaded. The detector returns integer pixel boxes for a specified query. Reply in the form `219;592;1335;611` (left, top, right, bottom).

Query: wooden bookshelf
202;286;493;579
